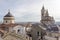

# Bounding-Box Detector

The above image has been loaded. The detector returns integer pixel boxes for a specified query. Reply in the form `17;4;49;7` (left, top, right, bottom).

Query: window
26;37;28;39
37;32;39;36
39;39;40;40
18;29;20;32
28;34;32;37
6;21;7;23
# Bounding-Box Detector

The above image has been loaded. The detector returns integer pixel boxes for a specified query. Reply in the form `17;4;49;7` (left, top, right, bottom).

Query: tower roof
45;9;49;16
4;10;14;17
42;5;45;10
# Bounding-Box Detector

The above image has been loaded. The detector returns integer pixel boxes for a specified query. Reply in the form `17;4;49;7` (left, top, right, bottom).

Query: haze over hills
0;21;59;24
55;22;60;25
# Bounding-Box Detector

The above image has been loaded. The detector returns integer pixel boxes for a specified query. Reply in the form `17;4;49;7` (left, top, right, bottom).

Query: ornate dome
3;10;15;24
4;11;14;17
3;10;14;20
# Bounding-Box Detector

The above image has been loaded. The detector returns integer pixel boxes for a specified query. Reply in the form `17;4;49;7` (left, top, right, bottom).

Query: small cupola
4;11;14;17
3;10;15;24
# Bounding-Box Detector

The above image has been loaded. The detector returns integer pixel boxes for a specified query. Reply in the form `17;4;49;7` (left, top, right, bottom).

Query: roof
4;11;14;17
46;24;59;32
42;5;45;10
2;32;26;40
0;24;18;28
31;23;42;30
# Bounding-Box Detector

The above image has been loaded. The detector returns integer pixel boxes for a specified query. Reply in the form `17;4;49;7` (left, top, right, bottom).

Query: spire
8;9;10;14
41;5;45;12
45;9;49;16
4;9;14;17
42;5;45;10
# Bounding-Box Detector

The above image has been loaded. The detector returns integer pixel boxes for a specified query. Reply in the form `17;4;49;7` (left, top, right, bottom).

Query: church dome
3;11;14;20
4;11;14;17
3;10;15;24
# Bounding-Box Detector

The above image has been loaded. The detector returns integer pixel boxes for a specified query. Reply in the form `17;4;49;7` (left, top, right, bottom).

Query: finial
42;5;45;9
8;9;10;14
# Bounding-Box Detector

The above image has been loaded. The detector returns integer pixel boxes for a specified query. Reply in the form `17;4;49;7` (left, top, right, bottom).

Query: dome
3;11;14;20
4;11;14;17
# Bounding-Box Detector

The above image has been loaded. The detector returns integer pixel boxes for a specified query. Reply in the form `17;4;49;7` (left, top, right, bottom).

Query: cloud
11;0;42;22
0;0;60;22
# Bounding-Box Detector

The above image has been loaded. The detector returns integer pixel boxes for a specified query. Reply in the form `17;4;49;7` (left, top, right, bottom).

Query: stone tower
41;6;45;20
40;6;55;24
3;10;15;24
45;10;49;17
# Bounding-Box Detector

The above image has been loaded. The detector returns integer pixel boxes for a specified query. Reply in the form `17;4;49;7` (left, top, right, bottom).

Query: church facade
40;6;60;40
41;6;55;25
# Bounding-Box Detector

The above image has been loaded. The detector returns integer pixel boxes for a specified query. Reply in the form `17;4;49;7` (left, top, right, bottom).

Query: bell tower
41;6;45;20
45;10;49;17
3;10;15;24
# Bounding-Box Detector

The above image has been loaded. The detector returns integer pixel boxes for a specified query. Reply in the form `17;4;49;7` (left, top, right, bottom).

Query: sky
0;0;60;22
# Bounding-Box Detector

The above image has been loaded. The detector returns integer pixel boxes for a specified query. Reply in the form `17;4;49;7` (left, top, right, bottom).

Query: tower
3;10;15;24
45;10;49;17
41;6;45;20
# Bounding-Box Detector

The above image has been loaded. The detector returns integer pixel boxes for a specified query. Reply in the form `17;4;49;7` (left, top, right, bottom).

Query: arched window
39;39;40;40
18;29;20;32
37;32;39;36
6;21;7;23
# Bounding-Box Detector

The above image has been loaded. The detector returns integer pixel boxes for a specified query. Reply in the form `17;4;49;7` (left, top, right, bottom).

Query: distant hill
16;22;40;24
56;22;60;25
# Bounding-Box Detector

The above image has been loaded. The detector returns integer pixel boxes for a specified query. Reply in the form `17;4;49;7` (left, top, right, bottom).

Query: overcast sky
0;0;60;22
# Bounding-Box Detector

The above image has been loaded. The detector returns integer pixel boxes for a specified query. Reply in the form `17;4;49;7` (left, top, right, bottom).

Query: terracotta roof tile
0;24;18;27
